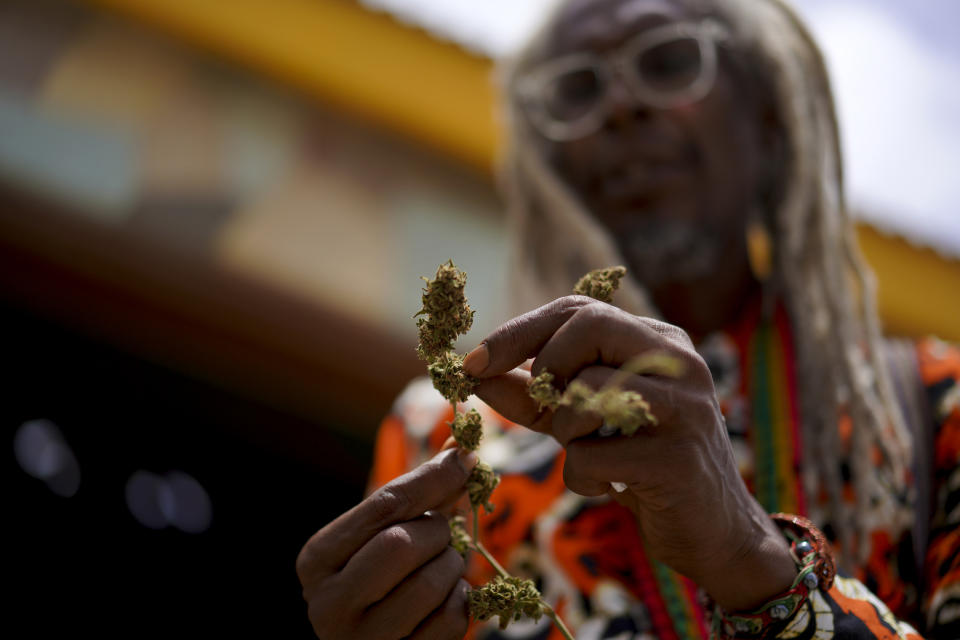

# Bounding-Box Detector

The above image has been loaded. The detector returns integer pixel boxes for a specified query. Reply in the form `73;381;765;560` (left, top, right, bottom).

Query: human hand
296;448;478;639
463;296;796;610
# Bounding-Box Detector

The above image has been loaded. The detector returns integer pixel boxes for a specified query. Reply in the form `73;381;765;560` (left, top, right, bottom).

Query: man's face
537;0;768;294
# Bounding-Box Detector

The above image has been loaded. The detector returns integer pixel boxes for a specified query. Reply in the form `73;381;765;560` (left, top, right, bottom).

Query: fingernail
462;343;489;376
456;448;479;473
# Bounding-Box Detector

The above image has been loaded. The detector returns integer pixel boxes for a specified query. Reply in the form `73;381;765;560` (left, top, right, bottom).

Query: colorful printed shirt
370;327;959;640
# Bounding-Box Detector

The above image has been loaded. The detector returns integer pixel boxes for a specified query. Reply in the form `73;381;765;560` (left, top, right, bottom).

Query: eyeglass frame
515;19;730;142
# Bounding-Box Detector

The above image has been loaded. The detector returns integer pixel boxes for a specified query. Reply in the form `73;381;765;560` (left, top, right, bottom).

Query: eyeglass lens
540;35;705;124
543;68;605;123
635;36;702;93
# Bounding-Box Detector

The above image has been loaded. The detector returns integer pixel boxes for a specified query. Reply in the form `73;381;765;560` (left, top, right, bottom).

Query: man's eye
556;69;601;103
544;68;603;121
636;37;702;91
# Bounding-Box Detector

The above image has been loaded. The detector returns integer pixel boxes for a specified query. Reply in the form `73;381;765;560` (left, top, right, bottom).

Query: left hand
463;296;796;610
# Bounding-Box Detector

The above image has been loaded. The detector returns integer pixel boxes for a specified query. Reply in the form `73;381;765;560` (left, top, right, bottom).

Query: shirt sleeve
916;337;960;637
758;575;921;640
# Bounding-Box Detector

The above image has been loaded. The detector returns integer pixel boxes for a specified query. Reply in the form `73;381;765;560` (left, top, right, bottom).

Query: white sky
793;0;960;257
362;0;960;257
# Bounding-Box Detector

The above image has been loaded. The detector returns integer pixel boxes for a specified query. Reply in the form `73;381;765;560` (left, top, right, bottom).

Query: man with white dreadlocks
296;1;958;638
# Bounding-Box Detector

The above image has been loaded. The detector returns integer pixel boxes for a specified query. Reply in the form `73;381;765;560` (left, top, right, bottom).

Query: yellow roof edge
856;223;960;342
77;0;960;341
81;0;500;172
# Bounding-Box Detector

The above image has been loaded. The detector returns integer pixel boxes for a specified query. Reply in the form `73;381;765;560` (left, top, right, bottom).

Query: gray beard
618;219;727;289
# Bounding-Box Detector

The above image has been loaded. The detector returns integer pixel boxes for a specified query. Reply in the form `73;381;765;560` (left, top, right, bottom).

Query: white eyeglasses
516;20;728;141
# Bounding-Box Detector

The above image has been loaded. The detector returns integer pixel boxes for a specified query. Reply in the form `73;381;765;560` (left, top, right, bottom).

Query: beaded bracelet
709;513;837;639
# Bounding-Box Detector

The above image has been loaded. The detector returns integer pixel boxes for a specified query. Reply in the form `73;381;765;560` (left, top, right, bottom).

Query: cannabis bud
622;351;687;378
451;408;483;451
412;261;575;640
415;261;479;402
468;576;544;630
573;265;627;303
415;260;475;361
449;515;472;557
467;461;500;513
527;267;676;436
560;380;594;411
531;377;656;436
579;387;656;436
528;371;562;412
427;352;478;404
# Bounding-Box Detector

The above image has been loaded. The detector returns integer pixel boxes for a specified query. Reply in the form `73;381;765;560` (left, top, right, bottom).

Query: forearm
695;501;797;612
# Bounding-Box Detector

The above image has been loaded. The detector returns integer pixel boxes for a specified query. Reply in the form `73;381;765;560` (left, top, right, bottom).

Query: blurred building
2;0;957;637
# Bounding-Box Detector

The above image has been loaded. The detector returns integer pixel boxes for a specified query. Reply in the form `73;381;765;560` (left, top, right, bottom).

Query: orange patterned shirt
371;337;958;639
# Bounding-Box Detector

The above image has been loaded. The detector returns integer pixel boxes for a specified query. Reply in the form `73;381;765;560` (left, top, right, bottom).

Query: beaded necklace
745;305;806;516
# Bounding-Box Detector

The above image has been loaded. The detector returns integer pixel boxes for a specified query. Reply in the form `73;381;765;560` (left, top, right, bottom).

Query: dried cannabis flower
525;267;679;436
428;352;478;404
468;576;544;630
541;380;657;436
528;371;562;411
573;265;627;303
415;260;475;361
622;351;687;378
451;408;483;451
467;461;500;513
416;322;452;364
579;387;656;436
413;261;575;640
560;380;594;411
415;260;479;402
449;515;472;557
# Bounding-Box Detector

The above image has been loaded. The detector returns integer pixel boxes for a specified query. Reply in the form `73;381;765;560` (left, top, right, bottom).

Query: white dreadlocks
496;0;914;567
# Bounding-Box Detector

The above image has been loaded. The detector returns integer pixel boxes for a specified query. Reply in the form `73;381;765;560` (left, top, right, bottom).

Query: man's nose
603;73;651;131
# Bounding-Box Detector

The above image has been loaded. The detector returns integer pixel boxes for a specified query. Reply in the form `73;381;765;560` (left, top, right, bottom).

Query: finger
462;296;594;377
436;439;472;514
434;493;470;518
359;546;466;639
533;304;698;384
639;316;697;349
297;448;477;587
304;575;359;638
551;366;691;445
550;365;612;447
435;440;475;515
339;511;452;607
563;436;643;496
406;579;470;640
562;428;707;497
472;369;553;433
551;403;603;448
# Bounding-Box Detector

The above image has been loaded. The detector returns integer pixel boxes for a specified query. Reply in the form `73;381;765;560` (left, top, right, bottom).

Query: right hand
464;296;796;611
296;447;478;639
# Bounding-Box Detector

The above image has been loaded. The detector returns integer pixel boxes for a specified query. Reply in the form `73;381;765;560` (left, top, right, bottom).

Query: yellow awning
80;0;960;341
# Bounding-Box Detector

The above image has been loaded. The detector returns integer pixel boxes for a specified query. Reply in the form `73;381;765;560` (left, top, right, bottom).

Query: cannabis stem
417;261;572;637
471;519;507;578
472;504;480;543
542;602;576;640
419;261;664;640
469;528;576;640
